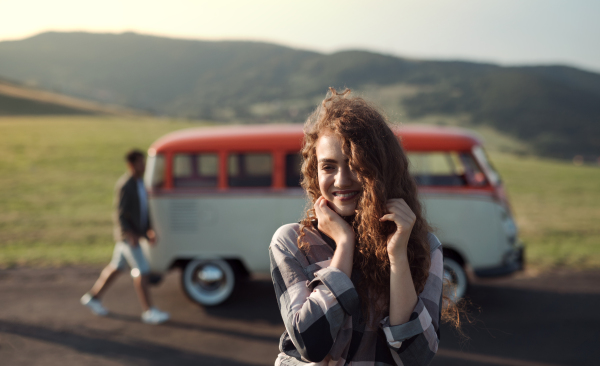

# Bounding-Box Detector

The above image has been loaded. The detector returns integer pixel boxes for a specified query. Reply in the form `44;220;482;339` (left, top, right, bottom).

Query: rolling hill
0;77;141;116
0;31;598;159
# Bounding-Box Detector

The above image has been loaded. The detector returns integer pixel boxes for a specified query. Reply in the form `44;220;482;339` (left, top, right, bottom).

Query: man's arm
118;180;139;245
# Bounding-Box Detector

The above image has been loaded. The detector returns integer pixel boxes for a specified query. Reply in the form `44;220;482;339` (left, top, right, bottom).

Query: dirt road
1;266;599;366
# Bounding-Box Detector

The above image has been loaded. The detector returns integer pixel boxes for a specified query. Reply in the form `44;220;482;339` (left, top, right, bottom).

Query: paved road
1;266;599;366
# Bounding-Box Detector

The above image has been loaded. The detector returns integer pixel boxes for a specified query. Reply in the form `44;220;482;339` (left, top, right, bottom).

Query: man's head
125;149;146;178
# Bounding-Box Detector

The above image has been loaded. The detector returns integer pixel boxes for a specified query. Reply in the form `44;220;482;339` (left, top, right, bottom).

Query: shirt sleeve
269;225;359;363
380;233;444;366
118;182;135;235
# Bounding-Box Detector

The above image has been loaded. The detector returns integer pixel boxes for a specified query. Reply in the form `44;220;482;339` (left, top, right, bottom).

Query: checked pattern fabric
269;223;443;366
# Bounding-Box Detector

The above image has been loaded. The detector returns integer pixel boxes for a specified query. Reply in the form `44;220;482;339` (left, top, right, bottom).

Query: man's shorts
109;241;150;276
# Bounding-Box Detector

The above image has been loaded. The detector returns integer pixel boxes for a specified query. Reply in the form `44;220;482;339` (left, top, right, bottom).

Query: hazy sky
3;0;599;72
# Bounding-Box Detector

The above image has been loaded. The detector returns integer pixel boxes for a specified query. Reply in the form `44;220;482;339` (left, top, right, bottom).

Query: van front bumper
474;246;524;278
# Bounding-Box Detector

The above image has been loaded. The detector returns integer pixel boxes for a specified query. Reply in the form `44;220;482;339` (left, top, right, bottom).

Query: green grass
0;115;207;267
1;115;599;271
491;153;600;270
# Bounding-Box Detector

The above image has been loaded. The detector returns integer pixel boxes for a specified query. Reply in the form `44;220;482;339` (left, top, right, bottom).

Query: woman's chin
332;205;356;217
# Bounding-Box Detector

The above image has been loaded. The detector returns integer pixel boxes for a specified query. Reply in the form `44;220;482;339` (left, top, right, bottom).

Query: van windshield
407;151;488;187
472;146;501;186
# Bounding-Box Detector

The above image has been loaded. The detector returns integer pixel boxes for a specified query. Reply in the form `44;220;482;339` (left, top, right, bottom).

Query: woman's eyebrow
318;158;337;164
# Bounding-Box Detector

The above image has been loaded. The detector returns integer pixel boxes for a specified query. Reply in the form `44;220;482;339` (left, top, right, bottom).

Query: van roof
149;124;482;154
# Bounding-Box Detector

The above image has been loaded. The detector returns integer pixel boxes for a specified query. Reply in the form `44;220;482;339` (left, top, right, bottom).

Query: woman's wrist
389;251;409;267
335;235;355;250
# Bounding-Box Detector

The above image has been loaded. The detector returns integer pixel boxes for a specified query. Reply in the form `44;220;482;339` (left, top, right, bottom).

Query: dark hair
125;149;145;164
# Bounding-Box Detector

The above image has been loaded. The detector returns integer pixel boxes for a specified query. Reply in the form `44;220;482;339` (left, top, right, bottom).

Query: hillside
0;78;141;116
0;31;598;159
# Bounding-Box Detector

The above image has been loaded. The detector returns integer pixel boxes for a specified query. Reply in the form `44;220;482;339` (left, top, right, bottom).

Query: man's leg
133;272;152;312
89;264;121;299
125;244;170;324
124;243;155;312
81;243;125;315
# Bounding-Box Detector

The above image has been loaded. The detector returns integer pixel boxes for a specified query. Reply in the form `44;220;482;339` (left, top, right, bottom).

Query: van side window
285;153;302;187
407;152;462;186
173;153;218;188
173;154;193;178
228;153;272;187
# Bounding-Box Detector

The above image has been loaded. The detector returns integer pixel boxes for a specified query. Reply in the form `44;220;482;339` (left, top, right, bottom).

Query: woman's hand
314;196;355;249
315;196;355;278
380;199;416;263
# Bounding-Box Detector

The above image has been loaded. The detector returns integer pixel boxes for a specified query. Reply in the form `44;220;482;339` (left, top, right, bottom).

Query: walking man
80;149;170;324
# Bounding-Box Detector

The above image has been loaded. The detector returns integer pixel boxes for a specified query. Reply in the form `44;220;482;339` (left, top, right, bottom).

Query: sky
2;0;600;72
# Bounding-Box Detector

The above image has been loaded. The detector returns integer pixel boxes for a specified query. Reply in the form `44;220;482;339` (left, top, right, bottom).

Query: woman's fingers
381;200;416;229
379;213;396;222
314;196;336;221
386;199;416;220
380;212;413;228
314;197;327;219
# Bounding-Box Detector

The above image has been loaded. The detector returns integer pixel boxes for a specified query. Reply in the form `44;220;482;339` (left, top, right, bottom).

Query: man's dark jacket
112;173;152;242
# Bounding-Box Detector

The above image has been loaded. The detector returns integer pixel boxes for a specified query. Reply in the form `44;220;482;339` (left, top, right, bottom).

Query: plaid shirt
269;223;443;366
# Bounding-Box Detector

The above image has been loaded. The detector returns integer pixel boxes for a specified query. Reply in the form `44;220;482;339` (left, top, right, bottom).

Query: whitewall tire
443;257;468;302
181;259;235;306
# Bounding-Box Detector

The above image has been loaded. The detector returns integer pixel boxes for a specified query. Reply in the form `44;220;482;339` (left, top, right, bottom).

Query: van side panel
144;193;511;275
144;191;307;273
421;192;508;269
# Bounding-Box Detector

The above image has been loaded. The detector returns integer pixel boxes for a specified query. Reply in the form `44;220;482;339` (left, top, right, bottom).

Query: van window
144;154;165;189
408;152;487;187
285;153;302;187
472;146;500;186
173;153;218;188
173;154;193;178
228;153;272;187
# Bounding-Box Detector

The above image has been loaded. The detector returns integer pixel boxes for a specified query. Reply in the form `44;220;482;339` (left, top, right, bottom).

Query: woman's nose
335;166;353;187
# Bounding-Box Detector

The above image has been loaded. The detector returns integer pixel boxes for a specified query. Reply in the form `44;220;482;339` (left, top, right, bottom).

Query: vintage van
143;124;523;306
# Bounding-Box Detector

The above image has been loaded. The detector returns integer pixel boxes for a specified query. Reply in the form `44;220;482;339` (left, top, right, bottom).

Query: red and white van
143;124;523;305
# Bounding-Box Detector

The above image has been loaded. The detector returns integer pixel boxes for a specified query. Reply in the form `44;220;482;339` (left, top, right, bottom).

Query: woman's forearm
329;239;354;278
389;254;418;326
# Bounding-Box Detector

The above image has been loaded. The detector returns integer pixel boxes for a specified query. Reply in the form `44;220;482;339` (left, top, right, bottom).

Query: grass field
492;153;600;269
0;116;203;267
1;115;599;270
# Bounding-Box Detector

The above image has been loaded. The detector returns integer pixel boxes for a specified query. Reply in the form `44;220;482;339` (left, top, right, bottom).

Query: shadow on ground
0;319;251;366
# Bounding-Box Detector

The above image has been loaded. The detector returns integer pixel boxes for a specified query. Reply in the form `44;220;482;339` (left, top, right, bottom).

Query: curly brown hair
297;88;432;320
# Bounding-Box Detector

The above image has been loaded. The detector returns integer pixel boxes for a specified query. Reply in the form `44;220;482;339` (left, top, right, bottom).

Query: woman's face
315;132;362;216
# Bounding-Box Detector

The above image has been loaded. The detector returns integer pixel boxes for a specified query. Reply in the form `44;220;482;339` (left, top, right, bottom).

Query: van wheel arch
441;247;468;301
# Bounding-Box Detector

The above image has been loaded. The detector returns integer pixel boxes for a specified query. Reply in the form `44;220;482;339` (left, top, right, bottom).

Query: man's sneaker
80;293;109;316
141;307;170;325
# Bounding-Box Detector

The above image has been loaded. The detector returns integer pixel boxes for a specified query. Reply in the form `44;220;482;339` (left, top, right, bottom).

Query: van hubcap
195;264;225;290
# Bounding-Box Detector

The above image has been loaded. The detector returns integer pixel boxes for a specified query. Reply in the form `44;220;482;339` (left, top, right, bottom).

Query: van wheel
181;259;235;306
443;258;468;302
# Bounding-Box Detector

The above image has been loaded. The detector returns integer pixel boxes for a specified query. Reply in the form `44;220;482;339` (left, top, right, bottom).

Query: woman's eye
321;165;333;171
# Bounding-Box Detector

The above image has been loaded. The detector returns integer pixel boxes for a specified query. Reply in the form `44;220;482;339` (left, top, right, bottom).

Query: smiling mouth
333;191;359;200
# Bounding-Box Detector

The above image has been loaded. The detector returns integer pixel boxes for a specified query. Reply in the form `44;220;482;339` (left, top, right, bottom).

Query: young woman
269;89;444;366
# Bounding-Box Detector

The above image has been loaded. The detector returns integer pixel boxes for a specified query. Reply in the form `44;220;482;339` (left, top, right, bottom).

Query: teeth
335;192;357;198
